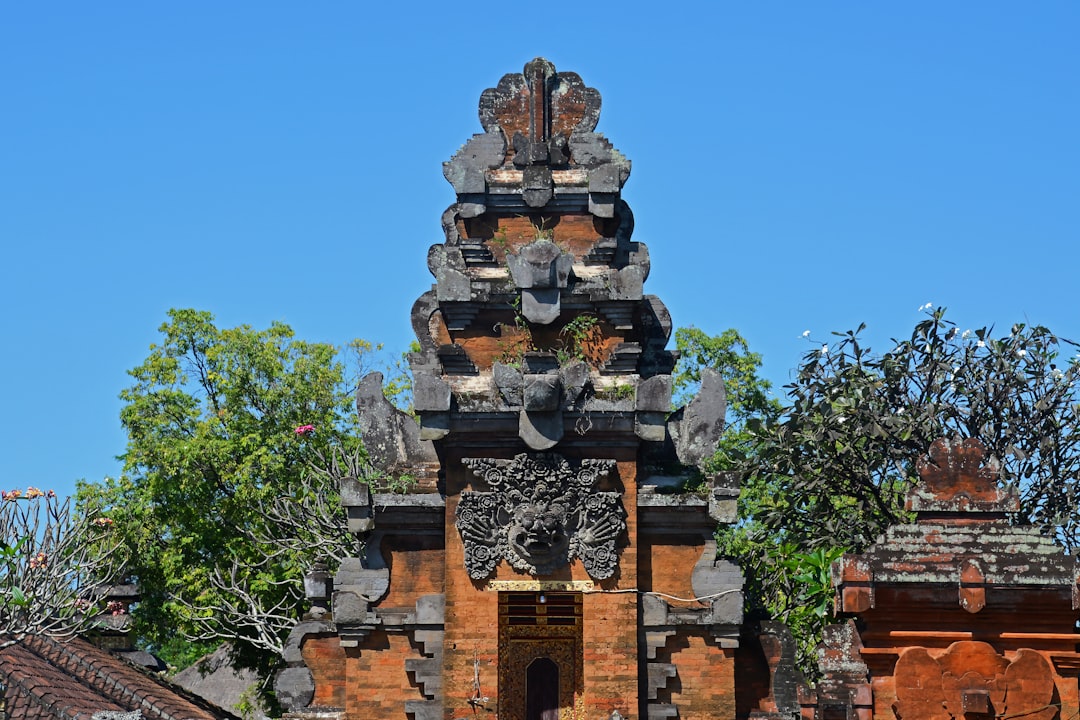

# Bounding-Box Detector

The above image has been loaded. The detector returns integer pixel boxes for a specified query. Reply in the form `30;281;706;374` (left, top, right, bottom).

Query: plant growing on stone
487;225;510;257
557;314;602;366
495;296;536;367
531;215;555;241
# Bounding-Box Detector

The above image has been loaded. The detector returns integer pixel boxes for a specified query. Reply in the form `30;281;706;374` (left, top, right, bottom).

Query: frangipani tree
1;488;124;648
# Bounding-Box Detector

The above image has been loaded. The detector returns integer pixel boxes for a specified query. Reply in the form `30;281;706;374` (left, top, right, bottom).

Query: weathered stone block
418;411;449;440
357;371;437;470
635;412;667;442
642;594;668;626
443;132;505;191
710;590;744;625
521;287;561;324
338;477;369;508
334;558;389;602
589;164;621;193
524;374;561;411
413;374;451;412
274;667;315;711
415;594;445;625
610;264;645;301
559;359;589;404
518;409;563;450
668;367;727;468
522;165;553;207
493;362;523;406
636;375;672;412
331;591;371;624
507;240;570;288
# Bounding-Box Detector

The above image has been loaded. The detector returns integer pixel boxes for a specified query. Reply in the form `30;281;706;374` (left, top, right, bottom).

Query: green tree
678;315;1080;672
732;309;1080;671
673;327;830;668
79;309;379;679
754;308;1080;551
673;327;782;472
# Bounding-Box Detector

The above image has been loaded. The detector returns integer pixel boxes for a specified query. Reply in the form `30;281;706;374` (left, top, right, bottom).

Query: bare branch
1;490;125;648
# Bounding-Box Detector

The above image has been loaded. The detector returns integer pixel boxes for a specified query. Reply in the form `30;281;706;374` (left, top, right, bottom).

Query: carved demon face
456;453;625;580
506;499;571;570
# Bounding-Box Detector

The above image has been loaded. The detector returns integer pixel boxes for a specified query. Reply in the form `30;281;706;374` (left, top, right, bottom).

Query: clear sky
3;3;1077;501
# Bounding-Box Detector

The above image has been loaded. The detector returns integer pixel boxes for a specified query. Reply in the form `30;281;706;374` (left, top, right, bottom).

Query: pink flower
25;487;44;499
106;600;127;616
295;424;315;436
92;517;114;528
29;551;48;569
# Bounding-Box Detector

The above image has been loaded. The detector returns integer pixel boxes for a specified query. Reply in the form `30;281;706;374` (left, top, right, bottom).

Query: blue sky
2;3;1077;500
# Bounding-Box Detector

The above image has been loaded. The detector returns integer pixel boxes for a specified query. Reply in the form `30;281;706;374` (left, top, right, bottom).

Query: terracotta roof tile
1;635;237;720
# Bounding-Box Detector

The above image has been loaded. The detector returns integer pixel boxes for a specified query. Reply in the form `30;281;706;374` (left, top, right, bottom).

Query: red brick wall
442;500;500;719
656;631;737;720
639;534;705;609
580;587;638;717
301;635;346;709
343;630;428;720
441;452;640;720
377;534;444;609
578;459;639;718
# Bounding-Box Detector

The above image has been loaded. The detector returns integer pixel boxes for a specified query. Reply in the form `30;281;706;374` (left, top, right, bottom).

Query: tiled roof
0;634;237;720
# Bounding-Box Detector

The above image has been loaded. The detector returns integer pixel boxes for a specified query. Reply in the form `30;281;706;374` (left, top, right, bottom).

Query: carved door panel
499;592;583;720
503;640;576;720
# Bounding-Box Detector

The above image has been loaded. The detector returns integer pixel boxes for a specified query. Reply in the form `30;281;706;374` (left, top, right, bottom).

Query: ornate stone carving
456;453;624;579
893;641;1056;720
908;437;1020;513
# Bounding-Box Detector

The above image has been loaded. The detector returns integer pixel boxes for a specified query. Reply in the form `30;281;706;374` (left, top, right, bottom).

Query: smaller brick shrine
815;437;1080;720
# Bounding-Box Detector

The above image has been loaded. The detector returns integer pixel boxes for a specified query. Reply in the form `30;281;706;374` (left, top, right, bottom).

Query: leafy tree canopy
79;309;382;677
699;309;1080;671
753;308;1080;551
673;327;782;473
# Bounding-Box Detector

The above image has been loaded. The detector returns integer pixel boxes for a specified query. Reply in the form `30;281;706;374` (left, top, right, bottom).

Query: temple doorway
499;592;583;720
526;657;560;720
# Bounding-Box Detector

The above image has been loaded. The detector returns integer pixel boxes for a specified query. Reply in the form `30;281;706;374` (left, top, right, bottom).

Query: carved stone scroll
456;453;624;579
893;642;1056;720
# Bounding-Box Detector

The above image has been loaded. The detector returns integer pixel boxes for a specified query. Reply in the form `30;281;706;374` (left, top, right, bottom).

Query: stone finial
667;367;727;469
916;437;1001;500
356;371;438;468
478;57;601;164
907;437;1020;514
444;57;630;213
